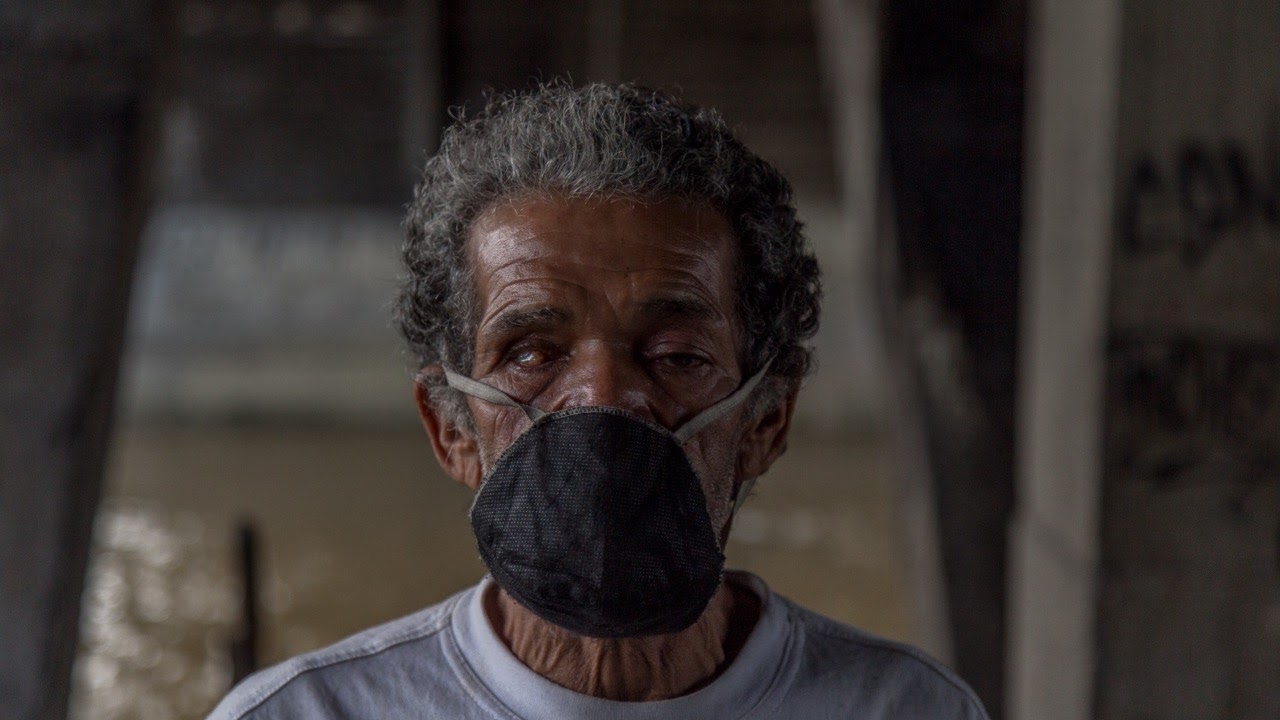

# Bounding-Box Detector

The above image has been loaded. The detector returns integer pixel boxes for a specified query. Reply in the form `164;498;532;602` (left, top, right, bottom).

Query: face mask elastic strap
672;361;773;445
441;367;545;422
732;476;758;517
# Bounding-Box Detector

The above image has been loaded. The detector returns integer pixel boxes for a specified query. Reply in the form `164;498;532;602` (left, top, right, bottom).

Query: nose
555;344;657;420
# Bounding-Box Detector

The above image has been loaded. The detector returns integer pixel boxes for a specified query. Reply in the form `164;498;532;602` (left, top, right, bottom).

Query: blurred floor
70;425;909;720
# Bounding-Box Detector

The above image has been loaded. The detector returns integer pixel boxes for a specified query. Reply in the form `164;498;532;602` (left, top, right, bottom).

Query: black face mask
442;365;768;638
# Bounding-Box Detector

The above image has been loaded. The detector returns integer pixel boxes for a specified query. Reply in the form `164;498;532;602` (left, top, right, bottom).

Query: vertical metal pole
230;520;261;684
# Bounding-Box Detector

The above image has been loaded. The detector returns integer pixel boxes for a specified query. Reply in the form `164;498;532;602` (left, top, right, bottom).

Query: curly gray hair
396;82;821;425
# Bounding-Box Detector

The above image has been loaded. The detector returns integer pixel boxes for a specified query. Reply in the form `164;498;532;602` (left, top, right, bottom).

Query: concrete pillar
403;0;446;165
879;2;1027;713
1011;0;1280;718
1009;1;1120;717
0;3;156;718
1098;0;1280;716
815;0;954;666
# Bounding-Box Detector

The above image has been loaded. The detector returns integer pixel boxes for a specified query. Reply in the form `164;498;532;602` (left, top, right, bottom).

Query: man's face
462;194;750;535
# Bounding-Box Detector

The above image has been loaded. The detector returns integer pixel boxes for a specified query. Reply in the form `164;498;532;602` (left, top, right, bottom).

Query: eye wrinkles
466;197;742;411
475;293;736;381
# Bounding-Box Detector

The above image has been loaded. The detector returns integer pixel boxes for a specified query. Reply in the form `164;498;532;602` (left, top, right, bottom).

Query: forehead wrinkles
466;194;742;332
476;277;725;344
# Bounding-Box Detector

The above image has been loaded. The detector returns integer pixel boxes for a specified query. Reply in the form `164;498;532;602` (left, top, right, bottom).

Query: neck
485;578;760;701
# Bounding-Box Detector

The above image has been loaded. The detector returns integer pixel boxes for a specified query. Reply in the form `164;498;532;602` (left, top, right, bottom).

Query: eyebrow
484;306;573;336
638;295;721;325
482;296;720;339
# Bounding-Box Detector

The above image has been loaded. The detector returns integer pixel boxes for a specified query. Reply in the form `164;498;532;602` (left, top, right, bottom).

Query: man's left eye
654;353;708;370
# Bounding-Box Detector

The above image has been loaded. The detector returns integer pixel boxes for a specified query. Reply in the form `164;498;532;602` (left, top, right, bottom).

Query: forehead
466;194;739;310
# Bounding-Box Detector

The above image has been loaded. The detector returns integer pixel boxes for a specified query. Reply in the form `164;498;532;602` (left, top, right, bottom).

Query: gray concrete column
1012;1;1280;718
1097;0;1280;716
1008;0;1121;716
0;3;156;718
815;0;955;667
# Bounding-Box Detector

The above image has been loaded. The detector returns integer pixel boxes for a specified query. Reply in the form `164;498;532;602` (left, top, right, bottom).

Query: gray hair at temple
395;82;822;427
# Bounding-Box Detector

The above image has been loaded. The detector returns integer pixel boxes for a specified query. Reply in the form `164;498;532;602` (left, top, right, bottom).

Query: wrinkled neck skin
485;578;760;701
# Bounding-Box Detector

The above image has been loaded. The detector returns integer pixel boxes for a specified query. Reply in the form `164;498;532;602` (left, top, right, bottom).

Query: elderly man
210;83;988;719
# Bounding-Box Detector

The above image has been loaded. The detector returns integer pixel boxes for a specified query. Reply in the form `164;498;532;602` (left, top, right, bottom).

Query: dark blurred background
1;1;1276;719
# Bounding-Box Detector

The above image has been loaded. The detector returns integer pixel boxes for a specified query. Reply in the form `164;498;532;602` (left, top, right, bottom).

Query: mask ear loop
442;363;768;515
439;367;545;423
672;362;772;445
732;476;757;516
673;362;773;526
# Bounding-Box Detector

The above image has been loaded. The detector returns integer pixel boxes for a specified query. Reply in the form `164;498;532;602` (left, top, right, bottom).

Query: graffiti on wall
1107;335;1279;484
1120;140;1280;263
1112;137;1280;486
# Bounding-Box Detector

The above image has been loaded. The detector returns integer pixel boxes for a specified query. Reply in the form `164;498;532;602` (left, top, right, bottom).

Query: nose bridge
561;342;653;416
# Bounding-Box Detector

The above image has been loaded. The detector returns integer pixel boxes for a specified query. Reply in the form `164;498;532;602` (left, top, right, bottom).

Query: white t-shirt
209;572;988;719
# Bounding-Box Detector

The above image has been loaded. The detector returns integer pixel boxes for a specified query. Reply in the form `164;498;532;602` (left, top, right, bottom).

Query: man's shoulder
776;596;990;719
206;585;475;720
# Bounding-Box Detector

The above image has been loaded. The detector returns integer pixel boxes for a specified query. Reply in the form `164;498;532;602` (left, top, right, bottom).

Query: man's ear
415;377;483;492
735;385;798;482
